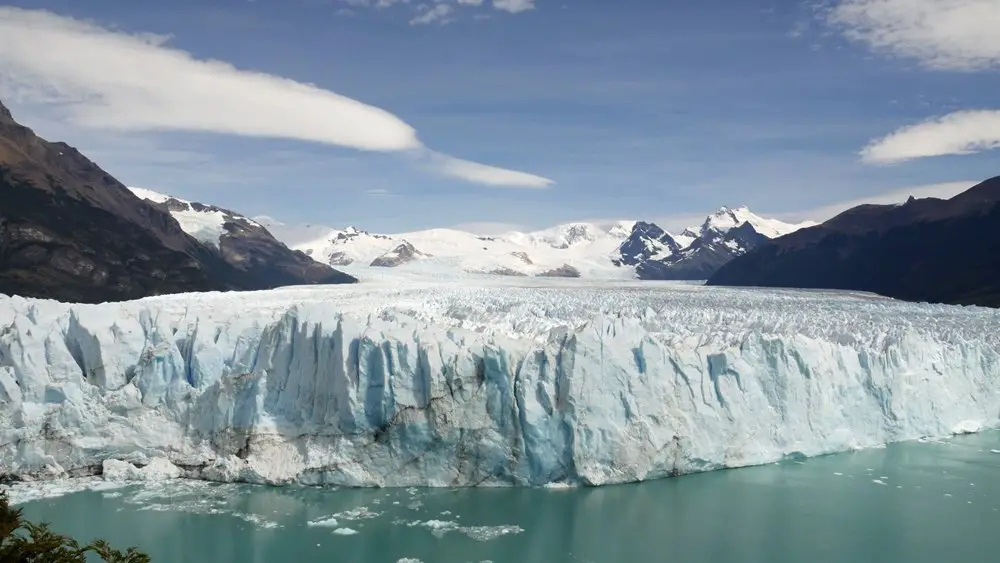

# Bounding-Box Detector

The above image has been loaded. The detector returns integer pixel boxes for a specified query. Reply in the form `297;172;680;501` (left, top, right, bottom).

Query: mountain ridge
707;176;1000;308
257;205;815;280
128;187;355;288
0;98;354;304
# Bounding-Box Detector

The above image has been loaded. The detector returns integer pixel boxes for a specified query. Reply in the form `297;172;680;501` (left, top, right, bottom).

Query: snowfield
1;279;998;487
267;207;814;281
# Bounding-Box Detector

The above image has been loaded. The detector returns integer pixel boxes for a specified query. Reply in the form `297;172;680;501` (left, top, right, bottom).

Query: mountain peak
703;206;755;234
0;100;12;122
128;186;174;204
607;220;637;238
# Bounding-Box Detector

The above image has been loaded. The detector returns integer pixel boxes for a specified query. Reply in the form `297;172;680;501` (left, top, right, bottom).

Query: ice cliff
1;280;999;487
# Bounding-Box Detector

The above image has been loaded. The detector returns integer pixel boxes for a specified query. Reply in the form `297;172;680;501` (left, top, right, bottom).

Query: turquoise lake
12;431;1000;563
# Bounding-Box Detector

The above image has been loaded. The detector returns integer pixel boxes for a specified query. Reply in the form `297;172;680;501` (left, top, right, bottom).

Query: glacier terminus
1;279;998;487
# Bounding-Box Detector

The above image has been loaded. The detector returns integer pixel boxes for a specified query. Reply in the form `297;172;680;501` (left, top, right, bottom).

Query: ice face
1;280;998;487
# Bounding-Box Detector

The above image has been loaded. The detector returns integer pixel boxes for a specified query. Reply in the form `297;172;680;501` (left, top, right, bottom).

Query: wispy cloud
422;150;553;188
344;0;536;25
410;4;454;25
364;188;397;197
860;110;1000;163
447;221;530;235
824;1;1000;163
0;7;552;188
492;0;536;14
826;0;1000;70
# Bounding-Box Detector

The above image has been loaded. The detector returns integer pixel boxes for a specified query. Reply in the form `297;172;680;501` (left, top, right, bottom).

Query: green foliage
0;489;150;563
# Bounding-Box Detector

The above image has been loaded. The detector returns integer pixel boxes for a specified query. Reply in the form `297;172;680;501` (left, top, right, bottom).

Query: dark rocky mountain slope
707;177;1000;307
130;189;355;289
0;99;354;304
619;207;811;280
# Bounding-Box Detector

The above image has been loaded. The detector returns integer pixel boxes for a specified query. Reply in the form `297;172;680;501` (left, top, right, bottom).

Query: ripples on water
10;431;1000;563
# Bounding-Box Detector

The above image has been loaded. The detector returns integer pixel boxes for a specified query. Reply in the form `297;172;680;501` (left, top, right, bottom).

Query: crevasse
0;281;998;487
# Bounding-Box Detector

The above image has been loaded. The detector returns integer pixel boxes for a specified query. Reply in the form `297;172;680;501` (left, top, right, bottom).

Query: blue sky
0;0;998;233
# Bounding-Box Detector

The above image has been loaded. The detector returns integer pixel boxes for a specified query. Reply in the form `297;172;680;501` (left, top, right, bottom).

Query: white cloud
448;221;529;235
860;110;1000;163
342;0;535;22
425;151;553;188
826;2;1000;163
827;0;1000;70
0;7;552;188
410;4;454;25
492;0;536;14
0;8;417;152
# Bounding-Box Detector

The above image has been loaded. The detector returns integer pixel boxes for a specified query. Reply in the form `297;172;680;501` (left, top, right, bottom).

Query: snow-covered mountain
635;207;817;280
128;188;355;287
709;176;1000;308
274;207;814;281
280;221;635;280
2;280;997;486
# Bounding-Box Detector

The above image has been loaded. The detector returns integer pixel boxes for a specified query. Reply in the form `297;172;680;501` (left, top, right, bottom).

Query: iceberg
1;280;998;487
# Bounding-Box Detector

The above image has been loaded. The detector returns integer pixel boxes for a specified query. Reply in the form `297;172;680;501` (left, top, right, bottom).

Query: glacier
1;279;999;487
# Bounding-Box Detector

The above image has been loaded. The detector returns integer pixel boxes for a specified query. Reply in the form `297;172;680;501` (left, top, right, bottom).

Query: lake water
11;431;1000;563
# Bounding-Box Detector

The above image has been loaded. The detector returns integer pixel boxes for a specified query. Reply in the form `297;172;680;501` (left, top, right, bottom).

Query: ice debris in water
1;478;127;506
406;519;524;541
306;517;340;528
333;506;381;520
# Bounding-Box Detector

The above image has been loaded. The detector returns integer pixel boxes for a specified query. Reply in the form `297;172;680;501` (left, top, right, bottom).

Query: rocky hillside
708;176;1000;307
129;188;355;288
622;207;814;280
0;99;354;304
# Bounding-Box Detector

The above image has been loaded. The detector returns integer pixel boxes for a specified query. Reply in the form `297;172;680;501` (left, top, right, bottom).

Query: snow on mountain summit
128;186;173;205
291;221;633;280
128;187;232;247
125;187;355;286
273;205;817;282
137;191;816;283
700;206;816;239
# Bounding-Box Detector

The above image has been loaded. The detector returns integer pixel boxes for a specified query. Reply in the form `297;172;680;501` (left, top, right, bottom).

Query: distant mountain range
708;176;1000;308
0;98;354;304
17;91;989;308
0;95;813;304
257;207;815;281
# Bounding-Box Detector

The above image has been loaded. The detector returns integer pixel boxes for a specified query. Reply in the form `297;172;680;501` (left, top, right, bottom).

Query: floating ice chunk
952;421;984;435
1;478;127;505
406;519;524;541
333;506;380;521
307;517;340;528
232;512;281;529
102;458;182;482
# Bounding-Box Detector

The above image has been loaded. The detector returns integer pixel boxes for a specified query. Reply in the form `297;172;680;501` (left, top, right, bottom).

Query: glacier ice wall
1;281;999;487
